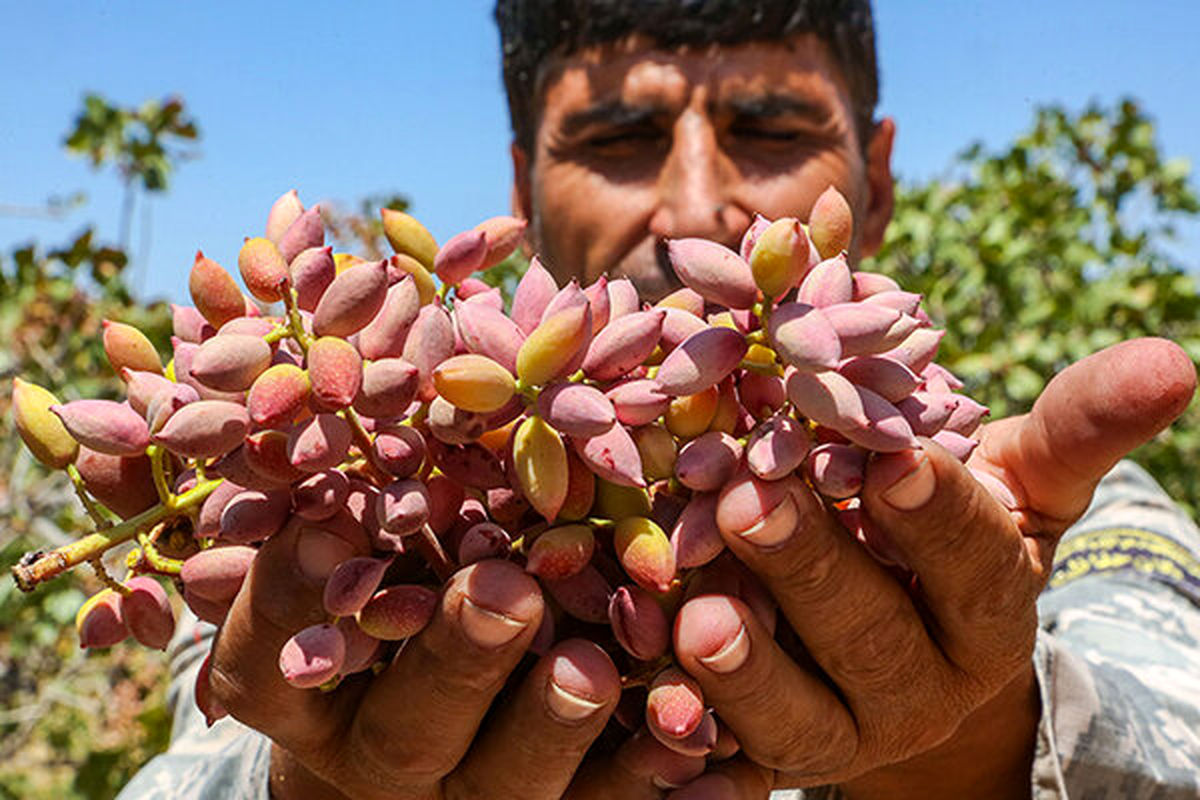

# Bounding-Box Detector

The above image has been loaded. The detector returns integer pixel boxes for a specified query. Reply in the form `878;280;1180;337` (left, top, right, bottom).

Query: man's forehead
537;33;850;118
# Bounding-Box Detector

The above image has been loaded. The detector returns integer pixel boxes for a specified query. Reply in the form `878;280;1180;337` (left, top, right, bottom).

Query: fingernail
546;680;605;721
739;493;799;548
969;467;1019;510
295;529;359;584
544;644;610;722
698;624;749;674
676;596;750;674
460;597;528;649
879;450;936;510
667;773;738;800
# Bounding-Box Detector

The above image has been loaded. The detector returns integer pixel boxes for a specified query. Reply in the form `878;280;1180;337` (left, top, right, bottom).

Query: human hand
671;337;1195;797
206;523;710;800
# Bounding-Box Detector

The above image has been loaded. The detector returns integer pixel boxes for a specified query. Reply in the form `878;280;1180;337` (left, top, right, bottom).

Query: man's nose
647;109;744;247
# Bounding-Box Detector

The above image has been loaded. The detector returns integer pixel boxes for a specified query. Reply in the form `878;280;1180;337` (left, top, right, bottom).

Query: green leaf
872;97;1200;511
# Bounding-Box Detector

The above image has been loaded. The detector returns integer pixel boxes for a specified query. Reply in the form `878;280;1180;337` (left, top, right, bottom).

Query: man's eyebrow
721;93;831;120
559;100;666;137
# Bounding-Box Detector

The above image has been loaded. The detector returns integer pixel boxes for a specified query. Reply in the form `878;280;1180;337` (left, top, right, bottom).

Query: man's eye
584;128;663;152
730;125;802;143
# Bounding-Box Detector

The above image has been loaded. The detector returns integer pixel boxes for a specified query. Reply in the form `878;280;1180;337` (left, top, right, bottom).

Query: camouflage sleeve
1032;459;1200;798
113;610;272;800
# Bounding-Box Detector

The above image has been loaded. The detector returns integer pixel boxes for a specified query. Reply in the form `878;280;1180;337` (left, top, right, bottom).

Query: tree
871;98;1200;512
63;94;199;283
0;94;197;800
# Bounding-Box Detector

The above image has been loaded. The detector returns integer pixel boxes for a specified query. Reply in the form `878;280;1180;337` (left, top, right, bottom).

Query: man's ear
859;116;896;258
510;142;537;257
510;142;533;222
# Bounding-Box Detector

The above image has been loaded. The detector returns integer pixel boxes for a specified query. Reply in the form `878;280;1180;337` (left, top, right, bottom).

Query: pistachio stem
136;529;185;576
342;408;392;487
619;655;674;689
89;557;130;596
738;358;784;377
148;444;173;506
11;477;221;592
414;524;455;582
66;463;113;529
263;324;292;345
514;379;540;406
755;300;772;334
278;278;312;354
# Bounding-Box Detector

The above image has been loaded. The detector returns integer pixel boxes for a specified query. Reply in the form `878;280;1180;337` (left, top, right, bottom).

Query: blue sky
3;1;1198;305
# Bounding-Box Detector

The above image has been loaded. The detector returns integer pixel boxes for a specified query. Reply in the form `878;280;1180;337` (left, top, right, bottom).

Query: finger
567;727;707;799
208;516;365;764
862;442;1040;677
666;757;774;800
347;559;543;790
673;594;857;776
448;638;620;800
979;337;1195;531
712;474;958;738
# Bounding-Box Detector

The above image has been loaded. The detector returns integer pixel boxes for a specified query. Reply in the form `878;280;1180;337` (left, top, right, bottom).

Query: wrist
269;743;354;800
839;663;1040;800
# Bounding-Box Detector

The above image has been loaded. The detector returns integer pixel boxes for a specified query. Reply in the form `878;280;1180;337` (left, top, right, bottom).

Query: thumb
976;337;1195;531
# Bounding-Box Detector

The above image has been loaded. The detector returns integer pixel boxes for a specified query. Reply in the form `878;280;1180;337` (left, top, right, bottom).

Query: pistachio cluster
11;186;987;754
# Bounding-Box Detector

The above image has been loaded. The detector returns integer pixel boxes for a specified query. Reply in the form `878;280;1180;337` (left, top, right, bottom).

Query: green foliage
0;230;172;399
0;95;188;800
480;250;530;310
324;192;411;260
0;227;175;799
65;94;199;193
63;93;200;256
870;98;1200;512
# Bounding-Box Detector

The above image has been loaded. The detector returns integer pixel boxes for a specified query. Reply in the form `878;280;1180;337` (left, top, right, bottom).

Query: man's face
512;34;895;301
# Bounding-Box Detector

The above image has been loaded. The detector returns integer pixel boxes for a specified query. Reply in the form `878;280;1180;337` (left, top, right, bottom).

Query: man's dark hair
494;0;879;157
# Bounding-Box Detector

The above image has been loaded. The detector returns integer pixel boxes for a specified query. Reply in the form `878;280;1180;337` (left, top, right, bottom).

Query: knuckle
426;639;513;697
879;715;957;762
855;674;967;763
207;653;333;762
351;707;455;787
945;579;1041;676
824;600;924;692
950;544;1031;622
770;523;846;605
445;773;496;800
919;485;987;562
206;656;253;720
751;711;857;775
962;617;1038;690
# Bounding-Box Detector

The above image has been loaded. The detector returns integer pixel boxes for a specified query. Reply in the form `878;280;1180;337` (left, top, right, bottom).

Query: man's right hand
670;337;1196;798
207;536;703;799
